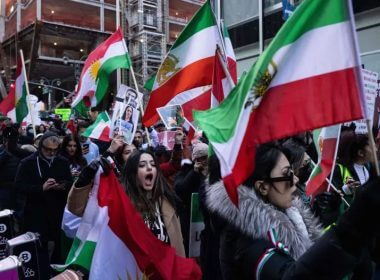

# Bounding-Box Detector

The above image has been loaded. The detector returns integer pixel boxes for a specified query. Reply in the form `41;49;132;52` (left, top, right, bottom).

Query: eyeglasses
42;145;59;154
265;169;294;187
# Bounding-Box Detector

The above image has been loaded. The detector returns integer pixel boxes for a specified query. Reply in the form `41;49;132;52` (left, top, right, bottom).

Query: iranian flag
71;28;131;115
194;0;365;204
55;167;201;279
143;0;222;127
305;125;341;196
0;83;15;116
81;112;111;142
15;57;29;123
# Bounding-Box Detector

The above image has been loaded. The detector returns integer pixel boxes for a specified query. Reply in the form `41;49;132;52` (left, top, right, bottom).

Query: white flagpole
116;0;121;91
327;125;342;192
216;46;235;88
19;49;36;138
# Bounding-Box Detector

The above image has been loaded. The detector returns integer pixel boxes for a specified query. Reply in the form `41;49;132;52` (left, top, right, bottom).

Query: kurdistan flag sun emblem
89;60;101;80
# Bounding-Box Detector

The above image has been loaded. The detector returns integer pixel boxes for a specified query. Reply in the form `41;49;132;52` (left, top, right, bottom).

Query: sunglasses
265;169;295;187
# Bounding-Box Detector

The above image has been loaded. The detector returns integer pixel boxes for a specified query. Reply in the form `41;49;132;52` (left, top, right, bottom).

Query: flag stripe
269;21;356;88
145;57;215;126
171;0;215;49
250;67;362;143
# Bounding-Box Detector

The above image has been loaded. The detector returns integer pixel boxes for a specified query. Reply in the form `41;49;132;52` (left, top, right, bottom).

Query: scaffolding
127;0;166;93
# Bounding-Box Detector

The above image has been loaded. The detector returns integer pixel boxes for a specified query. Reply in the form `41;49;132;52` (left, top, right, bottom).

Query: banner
156;105;185;129
54;108;71;121
158;131;176;150
188;193;204;258
110;85;140;144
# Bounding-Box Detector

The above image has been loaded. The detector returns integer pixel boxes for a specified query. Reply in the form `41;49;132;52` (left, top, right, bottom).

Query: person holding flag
205;142;379;279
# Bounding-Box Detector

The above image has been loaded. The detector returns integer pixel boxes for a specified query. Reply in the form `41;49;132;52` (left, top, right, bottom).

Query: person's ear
357;149;365;158
254;180;269;196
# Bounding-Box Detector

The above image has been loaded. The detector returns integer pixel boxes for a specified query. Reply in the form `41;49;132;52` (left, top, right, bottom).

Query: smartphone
82;143;90;150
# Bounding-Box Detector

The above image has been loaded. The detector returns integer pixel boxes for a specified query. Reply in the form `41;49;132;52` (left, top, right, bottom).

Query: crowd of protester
0;114;379;279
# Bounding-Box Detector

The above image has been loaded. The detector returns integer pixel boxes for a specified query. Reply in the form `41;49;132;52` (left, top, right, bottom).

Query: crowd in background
0;113;380;279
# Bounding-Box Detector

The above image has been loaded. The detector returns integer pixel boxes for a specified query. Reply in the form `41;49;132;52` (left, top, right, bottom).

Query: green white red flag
143;0;222;127
71;28;131;116
15;57;29;123
194;0;365;204
306;125;341;196
81;112;111;142
55;167;201;279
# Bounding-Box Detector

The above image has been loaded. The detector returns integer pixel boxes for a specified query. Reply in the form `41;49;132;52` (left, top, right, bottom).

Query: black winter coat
206;181;373;280
14;152;72;241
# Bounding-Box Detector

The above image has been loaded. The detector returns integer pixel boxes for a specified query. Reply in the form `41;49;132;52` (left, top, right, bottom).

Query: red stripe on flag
98;127;111;142
143;57;215;127
182;89;211;123
0;84;15;115
97;172;201;280
227;57;237;84
306;138;338;196
223;67;363;205
212;54;226;104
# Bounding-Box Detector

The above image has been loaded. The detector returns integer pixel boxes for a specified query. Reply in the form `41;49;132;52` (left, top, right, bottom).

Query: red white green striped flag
55;167;201;279
81;112;111;142
15;57;29;123
306;125;341;196
71;28;131;116
194;0;365;204
143;0;222;127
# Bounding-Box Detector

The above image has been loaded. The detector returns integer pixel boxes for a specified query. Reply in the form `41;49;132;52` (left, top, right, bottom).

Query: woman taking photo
67;149;185;256
60;134;87;180
206;142;378;279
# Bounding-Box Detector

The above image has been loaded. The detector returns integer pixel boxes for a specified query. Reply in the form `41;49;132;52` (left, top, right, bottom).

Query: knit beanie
192;142;209;161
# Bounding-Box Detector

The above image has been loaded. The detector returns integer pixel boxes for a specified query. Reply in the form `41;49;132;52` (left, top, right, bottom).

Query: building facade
222;0;380;77
0;0;204;108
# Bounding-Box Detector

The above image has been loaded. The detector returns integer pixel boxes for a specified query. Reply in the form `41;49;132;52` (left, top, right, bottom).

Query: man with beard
15;131;72;268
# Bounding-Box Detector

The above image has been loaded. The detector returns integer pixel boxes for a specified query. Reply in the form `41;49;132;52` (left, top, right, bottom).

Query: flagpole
216;46;235;88
325;177;350;208
259;0;264;54
327;125;341;192
366;119;380;176
129;65;152;145
19;49;36;138
116;0;121;91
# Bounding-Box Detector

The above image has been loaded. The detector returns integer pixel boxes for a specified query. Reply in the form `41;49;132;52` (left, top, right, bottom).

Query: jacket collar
206;181;323;259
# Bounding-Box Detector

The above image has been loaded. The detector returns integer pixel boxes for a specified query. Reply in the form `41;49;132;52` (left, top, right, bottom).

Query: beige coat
67;184;185;257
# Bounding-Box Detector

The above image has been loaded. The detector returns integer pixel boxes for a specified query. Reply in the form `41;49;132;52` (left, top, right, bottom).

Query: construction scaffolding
127;0;166;93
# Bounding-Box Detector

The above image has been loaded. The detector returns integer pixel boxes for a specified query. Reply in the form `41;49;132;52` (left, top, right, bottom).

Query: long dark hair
122;150;177;216
244;142;285;188
337;132;369;166
60;134;86;167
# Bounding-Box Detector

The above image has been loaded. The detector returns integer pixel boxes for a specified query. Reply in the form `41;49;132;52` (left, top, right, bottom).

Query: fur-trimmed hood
206;181;323;260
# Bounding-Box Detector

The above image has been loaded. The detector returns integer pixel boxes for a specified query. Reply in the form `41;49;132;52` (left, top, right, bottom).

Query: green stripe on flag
144;75;156;92
171;0;215;49
194;71;250;142
64;238;96;272
95;54;131;104
15;85;28;123
190;193;203;223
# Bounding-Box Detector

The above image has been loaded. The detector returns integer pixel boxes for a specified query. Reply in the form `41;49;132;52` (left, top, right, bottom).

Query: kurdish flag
56;167;201;279
81;112;111;142
306;125;341;196
15;57;29;123
143;0;222;127
71;28;131;115
194;0;365;204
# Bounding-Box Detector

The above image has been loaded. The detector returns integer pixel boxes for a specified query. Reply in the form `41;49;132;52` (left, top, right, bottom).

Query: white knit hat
192;143;209;161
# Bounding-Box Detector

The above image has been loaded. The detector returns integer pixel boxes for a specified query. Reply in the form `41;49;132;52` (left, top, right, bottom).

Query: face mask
297;163;313;184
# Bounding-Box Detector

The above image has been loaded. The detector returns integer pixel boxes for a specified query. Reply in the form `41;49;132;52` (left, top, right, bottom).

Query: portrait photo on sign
156;105;185;129
110;85;140;144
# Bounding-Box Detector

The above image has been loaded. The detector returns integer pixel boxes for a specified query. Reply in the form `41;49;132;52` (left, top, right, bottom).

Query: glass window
222;0;259;27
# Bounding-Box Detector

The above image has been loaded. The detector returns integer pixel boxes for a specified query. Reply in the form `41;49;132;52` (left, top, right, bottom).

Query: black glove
75;157;112;188
313;191;341;213
313;191;341;228
336;177;380;253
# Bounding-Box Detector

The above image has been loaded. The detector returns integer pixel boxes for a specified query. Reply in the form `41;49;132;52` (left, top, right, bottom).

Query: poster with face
156;105;185;129
110;85;140;144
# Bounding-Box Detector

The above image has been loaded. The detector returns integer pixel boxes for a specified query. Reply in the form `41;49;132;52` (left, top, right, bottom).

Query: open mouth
145;174;153;185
